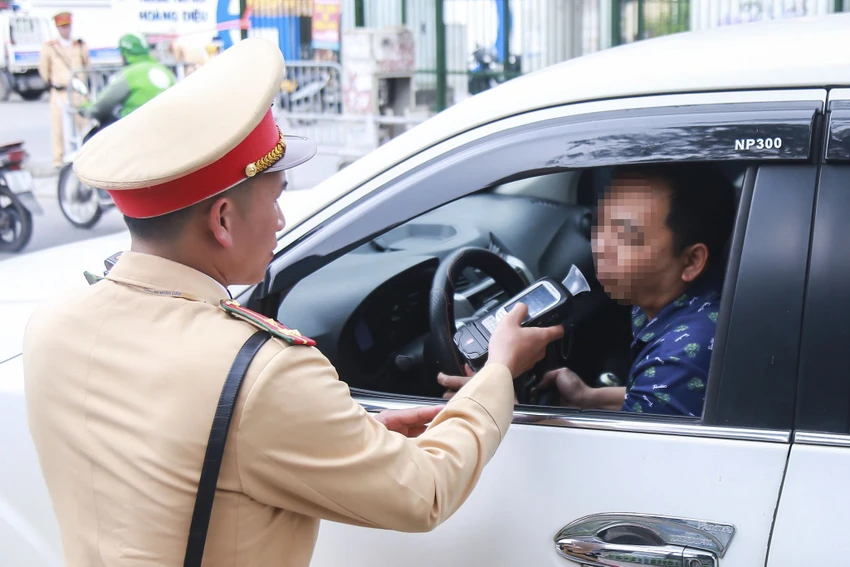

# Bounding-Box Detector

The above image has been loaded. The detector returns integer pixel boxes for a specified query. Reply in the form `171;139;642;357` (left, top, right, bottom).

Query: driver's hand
437;364;475;399
375;404;444;438
487;303;564;378
539;367;589;408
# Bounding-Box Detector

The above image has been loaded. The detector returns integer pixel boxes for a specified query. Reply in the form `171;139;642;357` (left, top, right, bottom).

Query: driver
79;33;176;126
440;163;736;417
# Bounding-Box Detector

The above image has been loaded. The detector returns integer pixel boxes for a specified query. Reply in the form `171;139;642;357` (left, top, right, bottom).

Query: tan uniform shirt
38;38;89;89
23;251;515;566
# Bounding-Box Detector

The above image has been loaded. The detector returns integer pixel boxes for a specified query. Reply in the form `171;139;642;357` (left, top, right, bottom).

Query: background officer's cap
53;12;72;26
73;38;317;219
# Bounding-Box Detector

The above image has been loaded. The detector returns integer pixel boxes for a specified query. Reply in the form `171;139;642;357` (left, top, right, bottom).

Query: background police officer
38;11;89;169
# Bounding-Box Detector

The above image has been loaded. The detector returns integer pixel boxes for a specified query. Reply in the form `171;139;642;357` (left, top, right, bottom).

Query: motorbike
0;140;43;252
56;77;117;229
468;45;522;96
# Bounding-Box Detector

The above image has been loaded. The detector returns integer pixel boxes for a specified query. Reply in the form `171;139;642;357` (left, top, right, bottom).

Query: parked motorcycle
468;45;522;96
56;77;117;229
0;141;43;252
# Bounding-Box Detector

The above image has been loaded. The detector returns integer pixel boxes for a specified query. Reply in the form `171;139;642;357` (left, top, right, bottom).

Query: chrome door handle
556;534;715;567
554;513;735;567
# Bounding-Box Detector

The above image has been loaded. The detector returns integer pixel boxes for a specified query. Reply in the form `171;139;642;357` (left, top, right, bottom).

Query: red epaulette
220;299;316;346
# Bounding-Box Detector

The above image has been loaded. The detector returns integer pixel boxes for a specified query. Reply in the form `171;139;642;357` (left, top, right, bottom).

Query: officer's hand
375;405;444;438
486;303;564;378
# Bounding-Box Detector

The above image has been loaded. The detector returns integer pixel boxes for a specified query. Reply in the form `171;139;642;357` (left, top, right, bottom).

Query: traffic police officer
23;38;563;566
38;11;89;168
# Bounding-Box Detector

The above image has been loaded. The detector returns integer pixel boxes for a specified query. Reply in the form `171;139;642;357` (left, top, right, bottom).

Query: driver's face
591;175;677;306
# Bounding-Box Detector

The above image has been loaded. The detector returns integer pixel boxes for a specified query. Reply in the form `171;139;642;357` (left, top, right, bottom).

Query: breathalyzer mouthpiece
562;265;591;296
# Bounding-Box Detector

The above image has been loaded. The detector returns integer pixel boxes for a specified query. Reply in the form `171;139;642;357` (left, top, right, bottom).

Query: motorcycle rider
79;33;176;127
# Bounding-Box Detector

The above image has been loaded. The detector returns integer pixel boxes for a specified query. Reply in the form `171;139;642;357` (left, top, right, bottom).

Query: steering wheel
429;246;528;378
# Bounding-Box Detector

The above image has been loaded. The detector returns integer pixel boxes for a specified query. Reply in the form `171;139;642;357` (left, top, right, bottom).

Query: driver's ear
207;197;236;248
681;242;709;283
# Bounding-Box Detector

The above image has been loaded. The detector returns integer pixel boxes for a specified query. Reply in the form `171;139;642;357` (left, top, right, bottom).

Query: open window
275;161;754;419
261;91;820;427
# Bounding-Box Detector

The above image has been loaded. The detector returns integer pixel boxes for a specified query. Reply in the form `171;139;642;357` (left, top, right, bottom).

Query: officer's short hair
609;162;737;277
123;180;252;241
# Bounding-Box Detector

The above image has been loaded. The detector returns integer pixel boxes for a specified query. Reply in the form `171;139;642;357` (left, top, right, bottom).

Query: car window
265;91;821;428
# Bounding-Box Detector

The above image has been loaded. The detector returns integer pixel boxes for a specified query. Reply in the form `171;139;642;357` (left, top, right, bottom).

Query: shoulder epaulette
220;299;316;346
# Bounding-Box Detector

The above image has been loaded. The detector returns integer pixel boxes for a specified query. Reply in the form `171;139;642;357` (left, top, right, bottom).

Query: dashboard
276;191;607;396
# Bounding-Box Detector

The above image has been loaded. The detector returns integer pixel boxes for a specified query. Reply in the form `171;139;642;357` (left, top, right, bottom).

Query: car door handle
554;513;735;567
555;533;716;567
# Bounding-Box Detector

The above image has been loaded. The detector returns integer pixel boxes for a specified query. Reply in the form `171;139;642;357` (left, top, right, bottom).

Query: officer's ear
205;183;253;248
207;196;237;248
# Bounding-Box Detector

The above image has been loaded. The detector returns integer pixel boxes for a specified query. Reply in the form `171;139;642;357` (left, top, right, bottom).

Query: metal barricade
278;111;428;170
278;61;344;116
69;61;188;101
275;60;430;170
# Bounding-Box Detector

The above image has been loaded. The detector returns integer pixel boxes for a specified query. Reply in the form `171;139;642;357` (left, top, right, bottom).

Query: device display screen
504;284;559;322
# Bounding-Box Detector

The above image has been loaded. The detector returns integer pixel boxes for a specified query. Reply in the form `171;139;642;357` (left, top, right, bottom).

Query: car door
765;87;850;567
259;88;824;567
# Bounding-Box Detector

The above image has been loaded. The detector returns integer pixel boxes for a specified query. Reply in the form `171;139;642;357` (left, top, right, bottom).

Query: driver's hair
609;163;737;279
123;179;253;242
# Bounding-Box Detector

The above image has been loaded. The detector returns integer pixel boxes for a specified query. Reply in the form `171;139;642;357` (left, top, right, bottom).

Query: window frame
250;88;825;442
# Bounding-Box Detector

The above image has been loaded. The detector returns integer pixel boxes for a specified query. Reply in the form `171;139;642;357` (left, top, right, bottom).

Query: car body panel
311;423;790;567
766;436;850;567
0;356;62;567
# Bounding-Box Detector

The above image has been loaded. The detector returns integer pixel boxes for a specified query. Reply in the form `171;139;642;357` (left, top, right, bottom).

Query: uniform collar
105;251;232;304
57;36;73;47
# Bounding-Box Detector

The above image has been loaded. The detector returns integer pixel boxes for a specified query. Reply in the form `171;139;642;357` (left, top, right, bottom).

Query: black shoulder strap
183;330;271;567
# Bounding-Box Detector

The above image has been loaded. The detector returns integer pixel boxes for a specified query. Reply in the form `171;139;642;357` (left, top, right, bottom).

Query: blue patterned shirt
622;278;722;417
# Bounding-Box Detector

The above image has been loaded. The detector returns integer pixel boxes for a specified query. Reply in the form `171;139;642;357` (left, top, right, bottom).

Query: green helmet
118;33;150;59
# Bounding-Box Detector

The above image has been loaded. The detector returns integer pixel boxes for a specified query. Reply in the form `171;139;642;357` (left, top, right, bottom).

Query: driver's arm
540;367;625;410
81;72;129;121
580;385;626;410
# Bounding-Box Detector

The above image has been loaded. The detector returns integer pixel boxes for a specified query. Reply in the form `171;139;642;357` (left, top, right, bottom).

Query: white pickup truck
0;9;51;100
3;12;850;567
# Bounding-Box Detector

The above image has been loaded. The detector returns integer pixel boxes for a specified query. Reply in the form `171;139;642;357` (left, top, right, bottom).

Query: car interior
275;162;749;413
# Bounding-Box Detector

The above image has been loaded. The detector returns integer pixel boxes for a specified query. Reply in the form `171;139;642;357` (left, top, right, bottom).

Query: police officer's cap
53;12;72;26
73;38;317;219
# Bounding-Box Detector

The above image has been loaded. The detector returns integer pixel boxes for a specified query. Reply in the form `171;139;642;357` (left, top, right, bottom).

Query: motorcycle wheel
18;89;44;101
0;186;34;253
58;163;102;229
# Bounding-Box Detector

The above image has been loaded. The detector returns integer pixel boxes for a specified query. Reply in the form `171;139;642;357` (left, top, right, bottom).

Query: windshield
9;17;47;45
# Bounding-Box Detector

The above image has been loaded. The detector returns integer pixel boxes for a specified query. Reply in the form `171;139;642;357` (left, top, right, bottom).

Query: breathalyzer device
453;265;592;370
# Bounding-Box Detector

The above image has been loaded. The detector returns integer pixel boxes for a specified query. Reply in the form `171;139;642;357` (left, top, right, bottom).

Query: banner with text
311;0;341;51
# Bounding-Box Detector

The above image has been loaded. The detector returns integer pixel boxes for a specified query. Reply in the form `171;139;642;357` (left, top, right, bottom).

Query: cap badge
245;126;286;178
